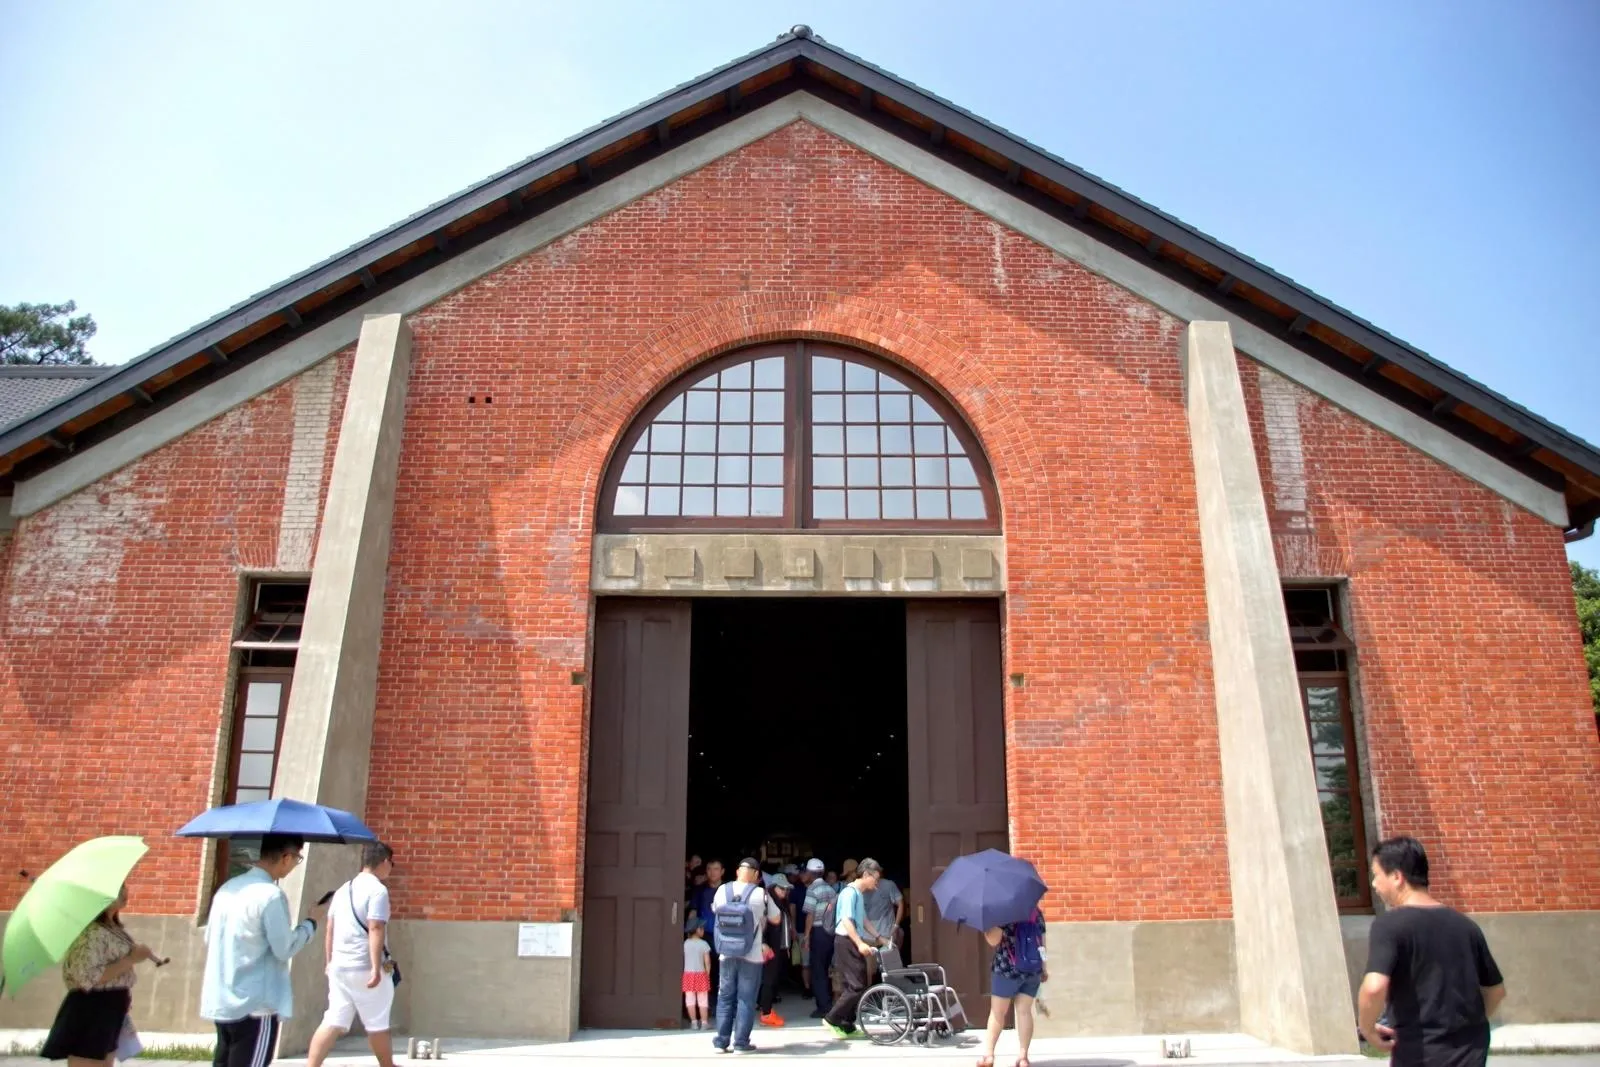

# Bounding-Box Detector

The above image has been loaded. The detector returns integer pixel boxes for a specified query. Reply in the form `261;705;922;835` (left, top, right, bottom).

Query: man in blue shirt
201;834;328;1067
823;858;881;1039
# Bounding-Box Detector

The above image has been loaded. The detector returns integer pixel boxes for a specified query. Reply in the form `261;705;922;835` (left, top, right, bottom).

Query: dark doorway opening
687;597;910;886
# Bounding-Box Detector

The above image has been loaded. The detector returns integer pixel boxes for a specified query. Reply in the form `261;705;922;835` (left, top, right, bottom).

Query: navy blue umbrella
176;798;378;844
929;849;1046;931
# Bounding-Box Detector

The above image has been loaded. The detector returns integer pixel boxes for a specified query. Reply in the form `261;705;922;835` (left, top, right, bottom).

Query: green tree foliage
0;301;98;365
1574;561;1600;721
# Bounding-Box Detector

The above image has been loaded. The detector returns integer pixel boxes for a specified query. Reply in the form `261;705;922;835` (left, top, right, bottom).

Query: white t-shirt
329;871;390;972
683;936;711;974
712;881;779;964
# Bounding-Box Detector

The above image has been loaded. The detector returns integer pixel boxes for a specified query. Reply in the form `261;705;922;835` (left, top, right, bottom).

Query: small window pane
947;428;965;453
684;456;716;484
244;682;282;718
685;424;717;452
814;457;845;487
620;454;647;484
615;486;645;514
813;394;842;423
1305;687;1341;720
882;489;915;519
880;394;911;422
813;489;845;519
1332;867;1361;900
914;425;947;454
651;424;683;452
237;752;275;790
912;396;940;423
847;457;879;487
846;426;878;454
659;395;684;420
915;457;948;486
751;487;783;516
846;394;877;423
882;457;914;487
847;489;880;519
845;362;877;391
720;391;751;422
754;357;784;388
682;487;715;515
717;456;750;485
649;455;681;484
1314;756;1349;791
718;425;751;453
753;391;783;422
880;426;912;455
813;426;844;454
716;487;749;516
1311;719;1346;756
951;490;986;519
686;391;717;421
916;489;949;519
752;456;783;485
647;486;680;515
721;361;752;388
879;373;910;392
813;357;843;390
235;787;271;804
949;457;978;487
241;717;278;752
753;425;784;453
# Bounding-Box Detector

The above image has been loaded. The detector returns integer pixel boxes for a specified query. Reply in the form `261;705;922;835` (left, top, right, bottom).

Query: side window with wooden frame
1284;585;1371;911
214;580;305;890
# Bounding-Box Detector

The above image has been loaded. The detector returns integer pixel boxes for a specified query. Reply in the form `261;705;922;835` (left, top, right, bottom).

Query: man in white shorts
307;842;397;1067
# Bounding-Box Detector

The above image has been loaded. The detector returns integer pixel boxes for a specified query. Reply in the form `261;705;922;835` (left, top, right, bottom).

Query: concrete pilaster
271;314;413;1053
1182;321;1356;1055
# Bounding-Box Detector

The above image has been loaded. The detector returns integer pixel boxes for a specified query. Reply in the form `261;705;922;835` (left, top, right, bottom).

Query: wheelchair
853;944;970;1046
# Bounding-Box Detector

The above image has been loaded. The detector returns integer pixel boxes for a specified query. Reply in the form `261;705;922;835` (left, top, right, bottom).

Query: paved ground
4;1020;1598;1065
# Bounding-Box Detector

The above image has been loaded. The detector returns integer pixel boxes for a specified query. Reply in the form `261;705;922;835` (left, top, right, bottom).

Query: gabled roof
0;365;114;432
3;27;1596;534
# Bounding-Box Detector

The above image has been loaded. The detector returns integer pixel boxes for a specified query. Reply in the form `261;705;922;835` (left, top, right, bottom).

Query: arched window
600;341;999;531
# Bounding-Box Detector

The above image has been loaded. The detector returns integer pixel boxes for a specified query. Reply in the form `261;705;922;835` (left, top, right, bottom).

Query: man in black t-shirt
1358;837;1506;1067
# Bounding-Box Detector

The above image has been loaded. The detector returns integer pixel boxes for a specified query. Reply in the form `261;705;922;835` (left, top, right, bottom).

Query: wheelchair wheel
856;984;914;1045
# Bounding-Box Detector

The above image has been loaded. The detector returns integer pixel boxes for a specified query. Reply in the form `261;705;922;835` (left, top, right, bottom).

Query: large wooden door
906;600;1008;1011
580;599;691;1029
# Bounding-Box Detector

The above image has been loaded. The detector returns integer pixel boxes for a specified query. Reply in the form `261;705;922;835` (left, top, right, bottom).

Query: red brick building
3;30;1598;1052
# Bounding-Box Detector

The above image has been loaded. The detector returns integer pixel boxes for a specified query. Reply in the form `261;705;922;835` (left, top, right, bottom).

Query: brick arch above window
598;341;1000;532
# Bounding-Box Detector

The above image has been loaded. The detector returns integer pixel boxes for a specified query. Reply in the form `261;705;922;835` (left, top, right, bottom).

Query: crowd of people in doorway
682;854;905;1052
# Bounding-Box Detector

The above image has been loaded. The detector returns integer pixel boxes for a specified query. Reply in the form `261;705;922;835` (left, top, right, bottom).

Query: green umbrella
2;836;148;997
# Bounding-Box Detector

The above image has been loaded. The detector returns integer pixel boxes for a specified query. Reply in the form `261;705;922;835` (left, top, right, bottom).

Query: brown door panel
580;599;691;1029
906;600;1007;1013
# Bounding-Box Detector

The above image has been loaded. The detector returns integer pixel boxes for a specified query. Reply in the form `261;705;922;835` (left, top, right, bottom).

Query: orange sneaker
759;1011;785;1027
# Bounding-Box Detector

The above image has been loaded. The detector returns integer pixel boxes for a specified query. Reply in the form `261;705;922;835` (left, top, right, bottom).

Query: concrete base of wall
0;915;210;1034
1035;920;1240;1037
1341;911;1600;1025
387;920;580;1040
5;911;1596;1039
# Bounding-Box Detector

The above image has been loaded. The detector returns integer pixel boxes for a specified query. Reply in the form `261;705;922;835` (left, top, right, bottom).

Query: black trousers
757;952;784;1013
214;1015;281;1067
823;935;870;1031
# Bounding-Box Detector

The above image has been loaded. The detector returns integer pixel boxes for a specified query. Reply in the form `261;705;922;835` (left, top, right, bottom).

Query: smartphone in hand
317;890;337;906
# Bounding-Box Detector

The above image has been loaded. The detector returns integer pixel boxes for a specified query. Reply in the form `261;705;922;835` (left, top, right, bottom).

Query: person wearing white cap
800;858;837;1018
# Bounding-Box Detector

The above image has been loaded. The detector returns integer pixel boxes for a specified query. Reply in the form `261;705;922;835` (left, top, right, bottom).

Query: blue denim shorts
990;970;1041;999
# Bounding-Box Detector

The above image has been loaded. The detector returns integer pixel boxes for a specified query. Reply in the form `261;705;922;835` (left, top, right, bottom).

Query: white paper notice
517;922;573;958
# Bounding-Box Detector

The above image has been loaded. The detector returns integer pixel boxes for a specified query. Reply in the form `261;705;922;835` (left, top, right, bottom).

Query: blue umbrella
176;798;377;844
929;849;1047;931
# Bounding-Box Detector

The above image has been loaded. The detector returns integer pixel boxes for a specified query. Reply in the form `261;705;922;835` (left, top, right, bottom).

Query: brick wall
364;120;1229;924
1241;359;1600;911
0;354;351;915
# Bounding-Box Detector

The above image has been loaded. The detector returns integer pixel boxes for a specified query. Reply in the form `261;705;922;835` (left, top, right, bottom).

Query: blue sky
3;0;1597;566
